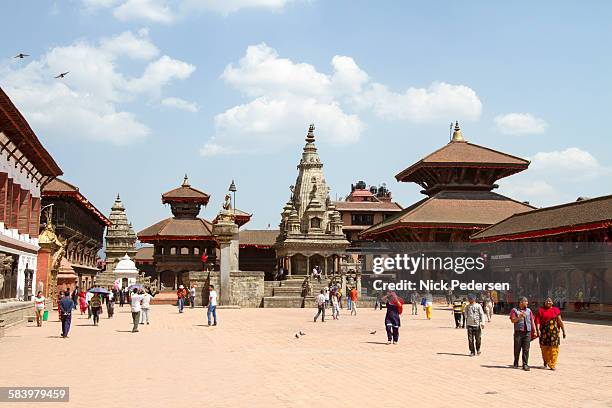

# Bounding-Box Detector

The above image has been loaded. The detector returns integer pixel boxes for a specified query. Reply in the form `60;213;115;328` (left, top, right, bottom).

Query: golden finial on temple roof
182;174;190;187
451;121;465;142
305;123;315;143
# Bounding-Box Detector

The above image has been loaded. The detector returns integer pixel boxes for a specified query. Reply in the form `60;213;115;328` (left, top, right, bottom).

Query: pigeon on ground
14;53;29;59
295;333;300;339
299;331;306;336
54;71;69;79
370;330;376;335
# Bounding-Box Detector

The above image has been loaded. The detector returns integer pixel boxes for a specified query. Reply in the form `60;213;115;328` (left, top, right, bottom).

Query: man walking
130;289;144;333
452;296;463;328
59;290;74;338
314;289;326;322
189;284;197;309
410;291;419;315
346;286;353;311
349;286;358;316
463;294;485;356
207;285;218;326
510;297;538;371
140;290;152;325
177;285;186;313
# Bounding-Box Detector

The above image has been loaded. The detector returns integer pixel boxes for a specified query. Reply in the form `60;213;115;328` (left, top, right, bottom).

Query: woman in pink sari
79;290;87;314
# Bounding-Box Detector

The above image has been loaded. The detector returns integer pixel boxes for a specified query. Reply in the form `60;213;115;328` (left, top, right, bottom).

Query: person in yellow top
491;290;499;314
460;297;468;328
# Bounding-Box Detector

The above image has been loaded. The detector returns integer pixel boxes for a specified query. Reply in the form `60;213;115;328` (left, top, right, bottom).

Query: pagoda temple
104;194;137;272
361;122;535;242
275;125;349;275
137;175;218;290
41;178;110;291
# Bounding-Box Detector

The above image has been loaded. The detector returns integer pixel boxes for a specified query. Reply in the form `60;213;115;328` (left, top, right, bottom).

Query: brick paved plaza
1;305;611;407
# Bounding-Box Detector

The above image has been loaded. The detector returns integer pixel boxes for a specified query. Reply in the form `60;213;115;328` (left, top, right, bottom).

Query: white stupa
114;254;139;287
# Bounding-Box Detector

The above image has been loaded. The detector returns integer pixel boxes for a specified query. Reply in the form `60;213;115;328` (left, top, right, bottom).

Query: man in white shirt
189;284;197;309
130;289;145;333
314;289;326;322
207;285;218;326
85;290;93;319
140;291;153;325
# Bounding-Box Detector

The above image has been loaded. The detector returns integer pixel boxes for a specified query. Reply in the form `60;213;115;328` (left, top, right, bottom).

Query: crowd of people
36;280;570;372
313;283;359;322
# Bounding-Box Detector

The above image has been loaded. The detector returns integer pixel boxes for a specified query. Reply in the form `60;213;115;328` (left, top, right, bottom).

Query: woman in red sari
535;297;566;370
78;290;87;314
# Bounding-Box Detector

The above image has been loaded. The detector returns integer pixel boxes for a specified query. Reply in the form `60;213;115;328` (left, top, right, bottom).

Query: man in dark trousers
59;290;74;338
119;287;125;307
510;296;538;371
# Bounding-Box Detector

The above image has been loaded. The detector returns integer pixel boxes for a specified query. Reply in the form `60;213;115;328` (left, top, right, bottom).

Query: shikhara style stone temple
104;194;137;272
275;125;349;276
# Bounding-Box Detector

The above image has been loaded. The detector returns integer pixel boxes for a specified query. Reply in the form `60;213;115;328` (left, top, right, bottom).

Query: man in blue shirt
59;290;74;338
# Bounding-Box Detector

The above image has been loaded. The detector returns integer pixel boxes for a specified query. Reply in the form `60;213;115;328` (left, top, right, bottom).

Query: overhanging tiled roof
0;87;62;179
138;217;214;240
334;201;402;212
361;190;534;238
471;195;612;241
43;177;111;226
239;230;279;247
395;141;529;182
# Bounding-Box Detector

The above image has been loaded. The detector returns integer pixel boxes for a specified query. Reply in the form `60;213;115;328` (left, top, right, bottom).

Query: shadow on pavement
363;341;390;345
437;352;471;357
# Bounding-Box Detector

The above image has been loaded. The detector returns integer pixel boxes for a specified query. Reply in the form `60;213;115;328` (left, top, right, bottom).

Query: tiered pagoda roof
162;174;210;205
138;175;217;242
361;122;534;241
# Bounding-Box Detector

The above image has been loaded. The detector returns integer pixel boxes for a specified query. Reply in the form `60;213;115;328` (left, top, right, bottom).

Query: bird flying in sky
14;53;29;59
54;72;69;79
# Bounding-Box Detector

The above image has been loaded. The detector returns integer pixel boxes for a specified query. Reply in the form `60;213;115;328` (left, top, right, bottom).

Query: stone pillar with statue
212;193;240;307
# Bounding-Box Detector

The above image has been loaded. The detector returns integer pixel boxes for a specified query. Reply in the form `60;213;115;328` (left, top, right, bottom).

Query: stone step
273;287;304;297
262;297;304;308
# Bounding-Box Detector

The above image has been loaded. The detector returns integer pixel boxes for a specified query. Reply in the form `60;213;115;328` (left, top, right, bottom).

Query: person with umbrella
88;288;109;326
90;292;102;326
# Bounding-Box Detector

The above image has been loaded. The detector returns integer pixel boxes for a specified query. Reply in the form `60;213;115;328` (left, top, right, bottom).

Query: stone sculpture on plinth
212;200;239;307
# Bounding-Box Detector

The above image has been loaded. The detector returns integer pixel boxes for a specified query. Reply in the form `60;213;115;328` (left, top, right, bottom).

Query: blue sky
0;1;610;232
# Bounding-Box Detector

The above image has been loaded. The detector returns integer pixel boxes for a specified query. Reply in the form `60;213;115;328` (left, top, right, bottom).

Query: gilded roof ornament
451;121;466;142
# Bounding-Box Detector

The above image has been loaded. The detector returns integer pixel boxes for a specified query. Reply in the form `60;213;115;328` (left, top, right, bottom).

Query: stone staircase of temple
262;276;306;308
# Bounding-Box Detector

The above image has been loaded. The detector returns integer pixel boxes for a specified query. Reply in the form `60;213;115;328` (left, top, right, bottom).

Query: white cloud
202;43;481;155
529;147;606;180
100;29;160;60
494;113;547;135
113;0;175;23
0;30;195;145
82;0;296;23
498;147;611;207
126;55;195;97
354;81;482;122
161;97;199;112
